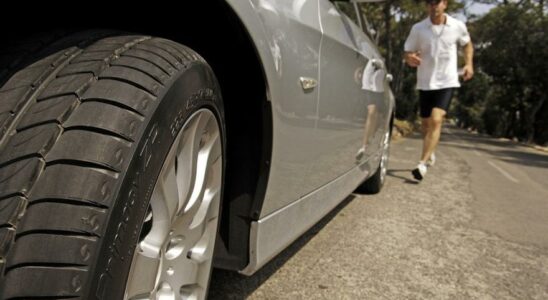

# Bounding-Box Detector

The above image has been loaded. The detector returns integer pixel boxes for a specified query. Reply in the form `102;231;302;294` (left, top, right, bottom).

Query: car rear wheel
357;130;390;194
0;32;225;300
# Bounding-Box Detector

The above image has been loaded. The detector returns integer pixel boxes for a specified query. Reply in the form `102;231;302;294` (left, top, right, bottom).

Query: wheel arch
0;0;272;271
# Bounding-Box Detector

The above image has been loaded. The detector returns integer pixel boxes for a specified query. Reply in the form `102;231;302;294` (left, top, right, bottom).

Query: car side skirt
239;159;373;275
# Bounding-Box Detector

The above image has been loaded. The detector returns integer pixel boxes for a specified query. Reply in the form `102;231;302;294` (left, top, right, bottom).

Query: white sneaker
427;153;436;166
412;162;427;181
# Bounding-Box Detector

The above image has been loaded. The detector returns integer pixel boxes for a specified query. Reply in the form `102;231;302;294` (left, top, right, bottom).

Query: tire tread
0;32;203;299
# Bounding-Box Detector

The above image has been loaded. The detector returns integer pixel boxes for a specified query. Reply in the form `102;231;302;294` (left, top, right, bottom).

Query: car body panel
228;0;342;216
240;159;369;275
312;1;385;185
226;0;393;274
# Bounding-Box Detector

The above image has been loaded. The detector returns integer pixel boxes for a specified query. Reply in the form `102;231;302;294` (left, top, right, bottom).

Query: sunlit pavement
210;126;548;299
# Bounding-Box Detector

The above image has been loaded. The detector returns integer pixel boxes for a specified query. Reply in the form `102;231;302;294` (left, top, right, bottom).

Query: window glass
332;1;361;28
357;3;382;41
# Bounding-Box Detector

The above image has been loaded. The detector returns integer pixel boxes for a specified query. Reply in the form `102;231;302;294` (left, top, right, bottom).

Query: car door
315;0;388;181
252;0;327;216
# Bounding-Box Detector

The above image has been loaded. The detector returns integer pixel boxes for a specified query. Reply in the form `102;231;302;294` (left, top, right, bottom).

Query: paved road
209;126;548;299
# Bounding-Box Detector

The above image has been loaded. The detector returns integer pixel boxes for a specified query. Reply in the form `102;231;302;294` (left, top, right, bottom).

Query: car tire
0;32;225;300
356;130;390;194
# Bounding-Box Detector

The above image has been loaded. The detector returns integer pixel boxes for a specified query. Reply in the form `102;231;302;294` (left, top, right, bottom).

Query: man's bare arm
462;41;474;81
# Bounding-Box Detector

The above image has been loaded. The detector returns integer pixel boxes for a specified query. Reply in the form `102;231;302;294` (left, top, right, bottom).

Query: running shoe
412;162;427;181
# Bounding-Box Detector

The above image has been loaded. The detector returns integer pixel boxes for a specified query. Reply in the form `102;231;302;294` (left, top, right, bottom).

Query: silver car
0;0;394;299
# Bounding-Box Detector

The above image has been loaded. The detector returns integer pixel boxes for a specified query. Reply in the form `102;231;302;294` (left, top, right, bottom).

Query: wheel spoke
190;157;221;230
180;284;203;300
125;249;161;300
167;254;198;288
143;166;179;252
188;214;218;264
181;113;217;215
155;282;176;300
171;139;221;252
188;131;221;212
125;109;222;300
160;163;180;223
200;184;221;228
175;114;202;216
168;184;220;266
170;213;202;259
205;153;222;222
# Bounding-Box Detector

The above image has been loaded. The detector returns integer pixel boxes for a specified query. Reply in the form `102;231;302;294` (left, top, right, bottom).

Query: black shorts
419;88;454;118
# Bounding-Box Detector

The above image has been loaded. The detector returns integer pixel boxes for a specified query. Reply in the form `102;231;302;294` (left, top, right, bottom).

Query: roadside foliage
360;0;547;145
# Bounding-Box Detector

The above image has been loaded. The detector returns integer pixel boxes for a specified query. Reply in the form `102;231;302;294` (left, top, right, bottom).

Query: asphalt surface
209;126;548;299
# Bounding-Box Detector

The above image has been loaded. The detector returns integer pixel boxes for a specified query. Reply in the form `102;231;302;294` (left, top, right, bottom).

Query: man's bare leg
413;107;445;180
421;107;446;163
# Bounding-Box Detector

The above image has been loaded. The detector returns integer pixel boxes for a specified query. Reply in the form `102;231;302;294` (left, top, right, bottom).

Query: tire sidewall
89;60;225;299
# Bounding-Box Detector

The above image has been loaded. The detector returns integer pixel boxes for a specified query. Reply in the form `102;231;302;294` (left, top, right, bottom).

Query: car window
356;3;382;41
331;1;362;29
330;1;378;41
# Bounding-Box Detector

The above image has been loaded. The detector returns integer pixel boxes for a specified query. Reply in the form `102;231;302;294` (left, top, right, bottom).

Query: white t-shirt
404;14;471;90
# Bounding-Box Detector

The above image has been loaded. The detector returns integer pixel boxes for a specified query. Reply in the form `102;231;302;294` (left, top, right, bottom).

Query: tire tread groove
45;159;121;175
63;126;134;143
5;263;88;274
128;46;176;70
82;98;146;118
16;229;100;240
6;296;78;300
109;62;165;85
97;75;156;97
122;52;171;75
28;198;108;210
0;153;43;169
138;42;181;68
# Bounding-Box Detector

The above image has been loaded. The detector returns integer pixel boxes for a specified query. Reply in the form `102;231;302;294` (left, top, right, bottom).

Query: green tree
461;0;548;143
453;71;491;131
360;0;547;144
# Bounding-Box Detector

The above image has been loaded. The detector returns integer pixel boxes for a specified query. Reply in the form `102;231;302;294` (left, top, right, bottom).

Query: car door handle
299;77;318;91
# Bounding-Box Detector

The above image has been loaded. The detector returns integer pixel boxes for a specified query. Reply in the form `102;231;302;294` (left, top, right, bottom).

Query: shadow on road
441;132;548;170
386;169;419;184
497;150;548;169
209;195;357;299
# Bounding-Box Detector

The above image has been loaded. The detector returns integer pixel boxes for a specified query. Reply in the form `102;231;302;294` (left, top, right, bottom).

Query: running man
404;0;474;180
